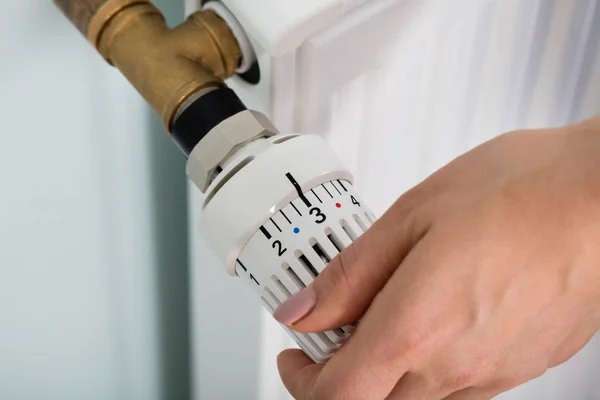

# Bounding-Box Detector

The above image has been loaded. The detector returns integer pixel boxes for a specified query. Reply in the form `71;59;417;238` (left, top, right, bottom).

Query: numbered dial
235;173;376;363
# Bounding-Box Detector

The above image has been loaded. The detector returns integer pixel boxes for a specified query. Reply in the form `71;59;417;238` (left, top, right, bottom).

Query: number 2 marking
272;240;287;256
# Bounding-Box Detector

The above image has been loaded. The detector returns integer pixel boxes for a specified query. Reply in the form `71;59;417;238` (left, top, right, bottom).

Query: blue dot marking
293;227;300;234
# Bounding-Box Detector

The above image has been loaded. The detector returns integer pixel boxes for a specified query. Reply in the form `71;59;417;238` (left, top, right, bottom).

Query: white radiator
187;0;600;399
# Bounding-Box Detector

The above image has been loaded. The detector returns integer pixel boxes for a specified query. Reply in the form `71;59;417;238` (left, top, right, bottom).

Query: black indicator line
322;184;333;198
311;188;322;203
337;180;348;192
286;173;312;207
250;274;260;286
270;217;281;232
237;260;247;272
280;209;291;224
260;226;272;239
331;181;342;195
291;201;302;216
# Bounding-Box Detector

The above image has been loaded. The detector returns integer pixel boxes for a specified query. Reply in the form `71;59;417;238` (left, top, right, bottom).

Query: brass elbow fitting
53;0;279;192
53;0;242;132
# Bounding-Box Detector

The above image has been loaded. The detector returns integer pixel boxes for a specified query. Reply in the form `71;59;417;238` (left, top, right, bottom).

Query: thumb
272;193;430;333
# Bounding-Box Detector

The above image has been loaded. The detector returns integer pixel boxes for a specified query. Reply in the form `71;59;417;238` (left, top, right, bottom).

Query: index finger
307;233;441;399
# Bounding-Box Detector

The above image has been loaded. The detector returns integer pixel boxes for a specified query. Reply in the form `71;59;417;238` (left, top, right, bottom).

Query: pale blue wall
0;1;190;399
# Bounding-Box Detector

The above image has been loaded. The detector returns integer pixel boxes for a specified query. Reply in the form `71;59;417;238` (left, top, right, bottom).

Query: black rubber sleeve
171;87;247;157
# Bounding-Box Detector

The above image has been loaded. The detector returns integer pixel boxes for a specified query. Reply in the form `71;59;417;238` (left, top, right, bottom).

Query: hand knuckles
310;379;349;400
440;362;492;393
382;328;434;367
446;370;479;392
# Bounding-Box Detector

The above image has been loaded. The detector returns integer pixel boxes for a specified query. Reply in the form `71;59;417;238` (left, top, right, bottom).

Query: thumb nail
273;287;317;326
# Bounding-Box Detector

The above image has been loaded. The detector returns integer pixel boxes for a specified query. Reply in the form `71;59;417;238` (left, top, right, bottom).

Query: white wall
0;1;190;399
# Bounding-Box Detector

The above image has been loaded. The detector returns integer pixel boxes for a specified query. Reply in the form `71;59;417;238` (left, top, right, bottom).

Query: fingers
299;233;442;399
273;189;431;333
277;349;324;399
276;223;512;400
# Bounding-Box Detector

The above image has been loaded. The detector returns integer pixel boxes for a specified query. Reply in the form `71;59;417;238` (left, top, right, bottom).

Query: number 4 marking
351;195;361;207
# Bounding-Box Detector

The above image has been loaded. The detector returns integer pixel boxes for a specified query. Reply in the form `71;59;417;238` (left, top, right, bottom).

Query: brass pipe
54;0;111;36
53;0;242;132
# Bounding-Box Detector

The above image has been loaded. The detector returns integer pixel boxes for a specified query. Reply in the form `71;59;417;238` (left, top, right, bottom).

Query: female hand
273;116;600;399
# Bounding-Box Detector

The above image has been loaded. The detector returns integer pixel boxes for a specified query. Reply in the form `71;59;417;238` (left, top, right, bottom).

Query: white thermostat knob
194;132;377;363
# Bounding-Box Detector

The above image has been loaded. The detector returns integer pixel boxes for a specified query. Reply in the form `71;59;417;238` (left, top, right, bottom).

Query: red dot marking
336;203;341;208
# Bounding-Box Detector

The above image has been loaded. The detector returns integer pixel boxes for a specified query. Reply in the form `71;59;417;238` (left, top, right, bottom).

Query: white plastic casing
218;0;371;57
197;134;376;362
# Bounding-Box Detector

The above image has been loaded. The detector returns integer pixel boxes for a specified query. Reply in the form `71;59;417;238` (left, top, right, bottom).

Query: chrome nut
186;110;279;192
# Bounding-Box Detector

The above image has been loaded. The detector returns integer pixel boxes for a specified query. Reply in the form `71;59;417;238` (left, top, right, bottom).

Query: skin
274;115;600;400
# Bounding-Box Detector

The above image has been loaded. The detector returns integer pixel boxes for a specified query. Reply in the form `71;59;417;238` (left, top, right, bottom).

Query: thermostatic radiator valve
191;98;377;362
53;0;377;364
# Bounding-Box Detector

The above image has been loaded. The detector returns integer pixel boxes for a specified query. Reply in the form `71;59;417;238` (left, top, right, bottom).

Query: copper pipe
53;0;242;132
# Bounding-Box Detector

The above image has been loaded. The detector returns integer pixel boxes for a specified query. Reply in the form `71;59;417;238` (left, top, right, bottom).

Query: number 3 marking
310;207;327;224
